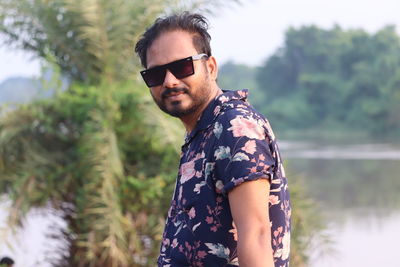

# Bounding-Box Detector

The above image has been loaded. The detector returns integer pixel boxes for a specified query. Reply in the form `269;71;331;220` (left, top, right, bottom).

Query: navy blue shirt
158;90;291;267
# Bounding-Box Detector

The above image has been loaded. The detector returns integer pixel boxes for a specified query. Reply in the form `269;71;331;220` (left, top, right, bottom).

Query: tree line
219;25;400;141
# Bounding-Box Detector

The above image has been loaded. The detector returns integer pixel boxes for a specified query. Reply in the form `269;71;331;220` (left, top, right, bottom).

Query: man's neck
180;87;223;133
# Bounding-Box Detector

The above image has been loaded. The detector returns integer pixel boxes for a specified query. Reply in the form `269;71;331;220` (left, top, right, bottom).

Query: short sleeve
212;108;276;194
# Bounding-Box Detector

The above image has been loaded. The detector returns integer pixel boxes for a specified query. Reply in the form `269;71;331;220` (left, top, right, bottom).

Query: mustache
162;88;189;99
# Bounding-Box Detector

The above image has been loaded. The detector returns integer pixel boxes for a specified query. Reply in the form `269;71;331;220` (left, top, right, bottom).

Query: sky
208;0;400;66
1;0;400;84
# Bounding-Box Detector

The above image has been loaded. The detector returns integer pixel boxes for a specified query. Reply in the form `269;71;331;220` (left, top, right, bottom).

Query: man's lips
167;91;184;97
162;88;188;99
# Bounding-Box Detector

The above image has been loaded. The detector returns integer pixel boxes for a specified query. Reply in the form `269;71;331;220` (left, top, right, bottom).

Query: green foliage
0;0;241;84
218;61;265;107
0;0;174;84
255;25;400;140
288;175;333;267
0;81;182;266
218;61;258;90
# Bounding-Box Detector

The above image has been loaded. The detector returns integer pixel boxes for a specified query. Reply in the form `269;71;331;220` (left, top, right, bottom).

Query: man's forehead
146;30;197;67
150;30;195;50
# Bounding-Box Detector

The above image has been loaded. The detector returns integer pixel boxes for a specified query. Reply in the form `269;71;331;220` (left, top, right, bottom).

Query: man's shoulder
216;99;267;125
213;97;277;142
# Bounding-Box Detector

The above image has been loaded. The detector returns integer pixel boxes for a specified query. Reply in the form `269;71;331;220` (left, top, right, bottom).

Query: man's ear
206;56;218;81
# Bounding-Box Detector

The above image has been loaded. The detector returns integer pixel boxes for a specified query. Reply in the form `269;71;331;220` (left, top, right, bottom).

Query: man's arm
228;178;274;267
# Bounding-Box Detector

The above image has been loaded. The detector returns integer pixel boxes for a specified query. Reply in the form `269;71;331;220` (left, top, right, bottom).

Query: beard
151;79;213;118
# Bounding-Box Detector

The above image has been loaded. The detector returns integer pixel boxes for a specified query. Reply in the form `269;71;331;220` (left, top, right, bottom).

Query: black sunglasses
140;53;208;87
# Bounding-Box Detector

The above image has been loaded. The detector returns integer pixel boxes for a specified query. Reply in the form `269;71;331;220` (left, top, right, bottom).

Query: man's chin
163;103;196;118
166;107;189;118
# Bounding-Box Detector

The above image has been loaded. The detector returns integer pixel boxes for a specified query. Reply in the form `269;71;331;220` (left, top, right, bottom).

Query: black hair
0;257;14;265
135;12;212;68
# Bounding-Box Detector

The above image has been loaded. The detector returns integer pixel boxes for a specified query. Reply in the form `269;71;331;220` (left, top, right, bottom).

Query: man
0;257;14;267
135;12;290;267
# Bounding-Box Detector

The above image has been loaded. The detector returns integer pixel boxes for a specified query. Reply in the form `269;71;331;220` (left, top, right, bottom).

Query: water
0;201;66;267
281;141;400;267
312;213;400;267
1;142;399;266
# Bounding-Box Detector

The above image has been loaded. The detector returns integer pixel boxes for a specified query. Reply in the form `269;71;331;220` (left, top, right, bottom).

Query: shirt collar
183;89;249;145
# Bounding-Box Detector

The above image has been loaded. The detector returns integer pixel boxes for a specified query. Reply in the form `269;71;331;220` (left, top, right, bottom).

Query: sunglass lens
169;58;194;79
140;57;195;87
141;67;165;87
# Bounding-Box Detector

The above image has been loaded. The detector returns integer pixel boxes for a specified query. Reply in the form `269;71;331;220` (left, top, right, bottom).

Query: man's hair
135;12;212;68
0;257;14;265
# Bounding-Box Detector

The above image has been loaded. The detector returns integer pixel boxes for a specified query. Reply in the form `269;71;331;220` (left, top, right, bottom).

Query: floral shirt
158;90;291;267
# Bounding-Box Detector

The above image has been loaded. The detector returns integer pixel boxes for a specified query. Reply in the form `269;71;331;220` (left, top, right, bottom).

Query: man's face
145;30;214;118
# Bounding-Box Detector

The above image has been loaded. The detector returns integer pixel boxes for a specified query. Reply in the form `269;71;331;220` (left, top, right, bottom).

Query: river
281;141;400;267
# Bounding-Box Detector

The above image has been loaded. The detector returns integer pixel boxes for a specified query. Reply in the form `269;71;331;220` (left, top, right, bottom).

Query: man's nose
162;70;180;88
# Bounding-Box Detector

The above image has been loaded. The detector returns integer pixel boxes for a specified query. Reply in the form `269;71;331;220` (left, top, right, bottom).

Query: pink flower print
188;207;196;219
249;166;257;173
213;105;221;116
193;151;205;161
228;116;265;140
229;222;238;241
281;232;290;260
178;186;183;201
273;230;279;238
262;164;270;172
219;95;229;103
180;160;196;184
237;90;247;98
215;180;224;193
197;250;207;259
232;177;245;187
185;241;192;251
242;140;257;154
273;226;283;239
162;238;170;249
273;230;290;261
171;238;178;248
206;216;214;224
269;195;280;205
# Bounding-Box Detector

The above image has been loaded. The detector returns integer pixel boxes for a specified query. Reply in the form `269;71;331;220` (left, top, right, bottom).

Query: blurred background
1;0;399;266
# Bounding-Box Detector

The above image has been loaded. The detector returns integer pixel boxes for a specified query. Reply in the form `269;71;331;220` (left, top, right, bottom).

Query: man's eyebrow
147;57;186;70
146;63;162;69
147;56;193;69
147;61;169;70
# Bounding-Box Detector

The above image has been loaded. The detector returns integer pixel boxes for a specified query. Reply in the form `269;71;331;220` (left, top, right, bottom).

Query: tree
0;79;185;266
0;0;239;84
256;25;400;139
